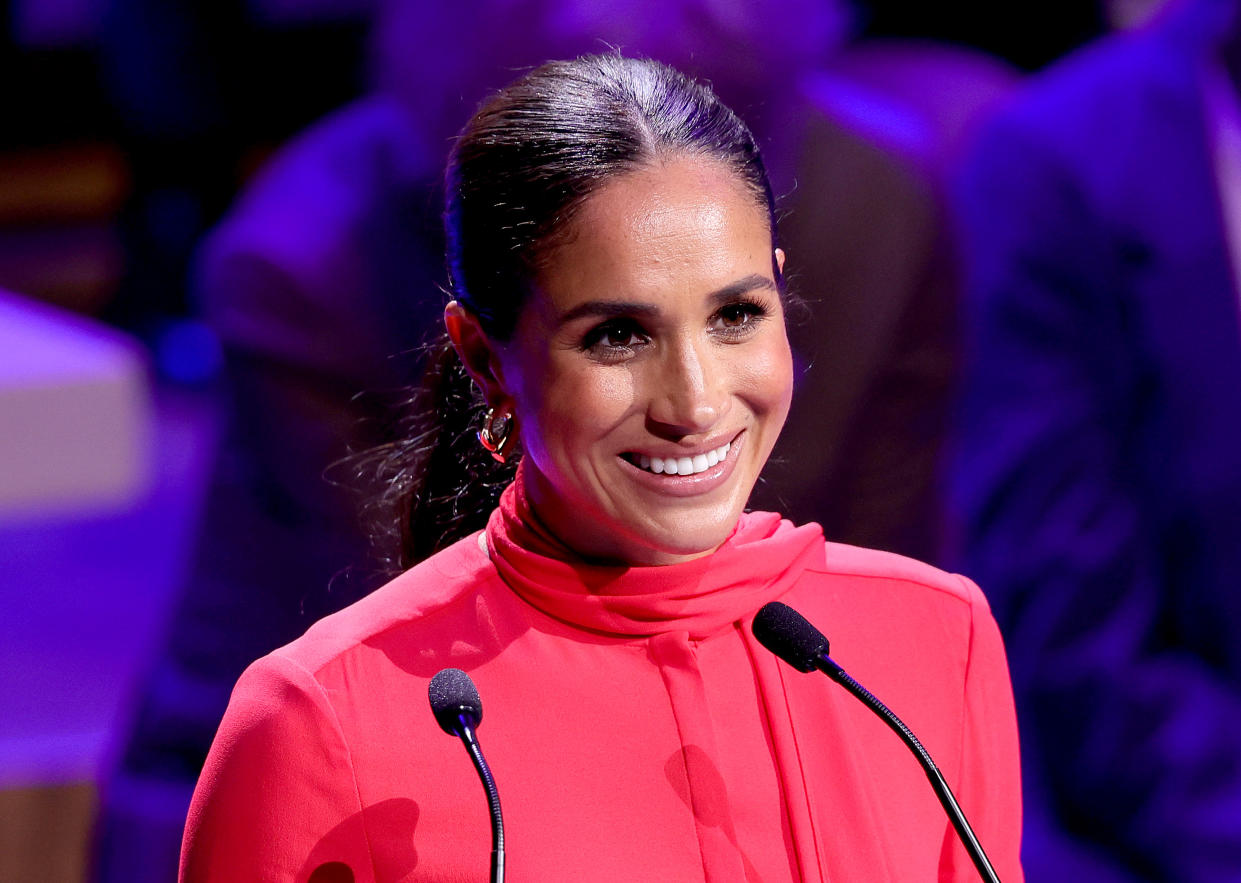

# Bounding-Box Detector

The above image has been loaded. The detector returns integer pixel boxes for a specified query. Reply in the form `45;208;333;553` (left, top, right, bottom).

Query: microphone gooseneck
751;602;1002;883
428;668;505;883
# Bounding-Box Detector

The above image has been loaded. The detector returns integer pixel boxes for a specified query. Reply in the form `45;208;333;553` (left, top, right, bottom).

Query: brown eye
711;300;767;337
581;318;651;362
604;325;641;347
719;303;754;327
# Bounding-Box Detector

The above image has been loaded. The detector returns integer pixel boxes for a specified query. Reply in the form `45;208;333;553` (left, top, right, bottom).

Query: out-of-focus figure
951;0;1241;878
91;6;474;877
91;95;443;881
749;61;968;562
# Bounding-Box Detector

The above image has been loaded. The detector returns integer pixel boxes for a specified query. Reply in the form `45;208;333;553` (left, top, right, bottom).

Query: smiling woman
452;153;793;565
180;55;1024;882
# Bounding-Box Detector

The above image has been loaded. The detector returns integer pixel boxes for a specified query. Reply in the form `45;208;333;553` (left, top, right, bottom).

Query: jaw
520;427;769;565
585;455;759;564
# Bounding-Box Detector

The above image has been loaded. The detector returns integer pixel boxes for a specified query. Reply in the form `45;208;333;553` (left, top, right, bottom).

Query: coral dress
181;472;1023;881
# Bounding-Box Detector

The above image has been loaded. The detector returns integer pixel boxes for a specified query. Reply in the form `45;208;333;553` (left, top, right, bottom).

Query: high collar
485;464;825;640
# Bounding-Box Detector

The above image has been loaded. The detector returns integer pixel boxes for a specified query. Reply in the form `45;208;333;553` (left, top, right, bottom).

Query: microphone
428;668;505;883
752;602;1002;883
429;667;484;736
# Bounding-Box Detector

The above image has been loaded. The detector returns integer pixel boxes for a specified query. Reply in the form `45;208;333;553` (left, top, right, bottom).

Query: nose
646;338;728;437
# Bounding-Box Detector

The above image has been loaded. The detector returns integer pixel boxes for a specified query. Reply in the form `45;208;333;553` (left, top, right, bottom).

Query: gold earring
478;407;515;463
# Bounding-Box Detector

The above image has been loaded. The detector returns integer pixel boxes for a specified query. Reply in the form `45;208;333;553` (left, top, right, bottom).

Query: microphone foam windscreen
428;667;483;735
752;602;830;672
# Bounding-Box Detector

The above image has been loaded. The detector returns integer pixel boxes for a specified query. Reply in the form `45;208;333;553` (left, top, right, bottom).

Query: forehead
534;155;772;304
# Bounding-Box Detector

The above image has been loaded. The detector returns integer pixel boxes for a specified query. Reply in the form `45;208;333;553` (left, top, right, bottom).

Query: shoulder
232;95;433;216
812;540;987;611
203;532;496;758
199;95;434;272
742;512;981;611
264;531;497;680
781;540;1012;755
975;25;1188;172
791;538;999;665
798;69;934;170
787;541;1012;735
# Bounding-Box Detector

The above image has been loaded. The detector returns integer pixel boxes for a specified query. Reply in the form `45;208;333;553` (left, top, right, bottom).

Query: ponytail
361;333;517;572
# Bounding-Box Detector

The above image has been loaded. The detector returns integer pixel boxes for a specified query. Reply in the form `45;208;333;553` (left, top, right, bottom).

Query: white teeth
633;441;733;476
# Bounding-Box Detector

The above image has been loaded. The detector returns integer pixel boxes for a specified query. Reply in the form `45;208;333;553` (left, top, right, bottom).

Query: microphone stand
455;715;505;883
814;654;1000;883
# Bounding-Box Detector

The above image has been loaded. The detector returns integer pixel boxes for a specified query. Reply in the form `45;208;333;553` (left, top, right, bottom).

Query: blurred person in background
93;0;369;346
950;0;1241;878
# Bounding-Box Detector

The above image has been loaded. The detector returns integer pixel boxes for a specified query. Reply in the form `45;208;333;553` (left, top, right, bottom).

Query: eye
711;299;769;337
581;319;650;361
601;324;644;347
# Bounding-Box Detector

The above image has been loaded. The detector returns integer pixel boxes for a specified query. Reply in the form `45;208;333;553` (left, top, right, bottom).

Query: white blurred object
0;288;151;519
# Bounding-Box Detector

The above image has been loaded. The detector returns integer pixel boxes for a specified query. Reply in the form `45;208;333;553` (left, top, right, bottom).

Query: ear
444;301;508;404
774;248;786;276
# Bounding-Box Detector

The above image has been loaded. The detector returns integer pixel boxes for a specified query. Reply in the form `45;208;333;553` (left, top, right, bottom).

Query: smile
624;441;732;476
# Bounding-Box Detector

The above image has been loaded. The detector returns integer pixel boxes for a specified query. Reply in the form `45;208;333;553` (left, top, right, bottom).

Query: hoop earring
478;407;515;463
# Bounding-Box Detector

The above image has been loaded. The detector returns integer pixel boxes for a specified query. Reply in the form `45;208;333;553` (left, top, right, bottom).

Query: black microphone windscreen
752;602;830;672
429;667;483;735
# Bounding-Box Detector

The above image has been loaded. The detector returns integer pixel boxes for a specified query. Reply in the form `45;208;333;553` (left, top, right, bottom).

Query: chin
620;514;739;565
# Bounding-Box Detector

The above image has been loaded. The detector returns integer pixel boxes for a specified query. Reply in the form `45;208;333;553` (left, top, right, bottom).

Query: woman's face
493;155;793;565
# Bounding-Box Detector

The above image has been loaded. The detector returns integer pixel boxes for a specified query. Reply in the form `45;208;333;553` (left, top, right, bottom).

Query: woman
180;55;1023;881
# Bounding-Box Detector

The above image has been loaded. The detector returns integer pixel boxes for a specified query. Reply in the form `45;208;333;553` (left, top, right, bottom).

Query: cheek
738;335;795;419
521;362;637;458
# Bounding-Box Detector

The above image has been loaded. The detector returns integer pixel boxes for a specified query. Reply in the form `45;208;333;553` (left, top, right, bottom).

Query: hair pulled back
368;53;778;571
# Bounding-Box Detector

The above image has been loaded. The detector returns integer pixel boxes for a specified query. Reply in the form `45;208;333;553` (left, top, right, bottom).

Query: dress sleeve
179;654;376;882
938;577;1024;882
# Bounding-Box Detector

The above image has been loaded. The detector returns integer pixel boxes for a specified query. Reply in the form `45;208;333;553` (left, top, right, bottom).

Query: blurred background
6;0;1239;880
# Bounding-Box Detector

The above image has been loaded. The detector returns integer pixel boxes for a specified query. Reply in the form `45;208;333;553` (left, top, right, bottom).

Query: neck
514;462;726;568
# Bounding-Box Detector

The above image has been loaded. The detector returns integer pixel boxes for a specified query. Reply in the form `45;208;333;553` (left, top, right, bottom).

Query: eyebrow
554;273;778;325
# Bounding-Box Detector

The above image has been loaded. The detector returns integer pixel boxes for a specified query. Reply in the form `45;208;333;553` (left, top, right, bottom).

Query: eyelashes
713;300;769;334
578;297;774;363
579;319;650;363
581;318;649;352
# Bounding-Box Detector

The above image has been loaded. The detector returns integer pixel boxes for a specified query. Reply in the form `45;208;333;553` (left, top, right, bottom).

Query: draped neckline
484;464;825;640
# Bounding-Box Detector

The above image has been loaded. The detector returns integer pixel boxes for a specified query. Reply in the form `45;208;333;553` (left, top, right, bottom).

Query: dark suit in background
752;46;1015;563
950;1;1241;878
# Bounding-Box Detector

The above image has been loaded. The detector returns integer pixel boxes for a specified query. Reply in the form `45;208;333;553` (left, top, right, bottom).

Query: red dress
181;474;1023;881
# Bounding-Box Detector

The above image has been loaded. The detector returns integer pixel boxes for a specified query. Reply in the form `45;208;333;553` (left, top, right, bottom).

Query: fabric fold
648;632;751;882
486;463;825;640
742;625;902;883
